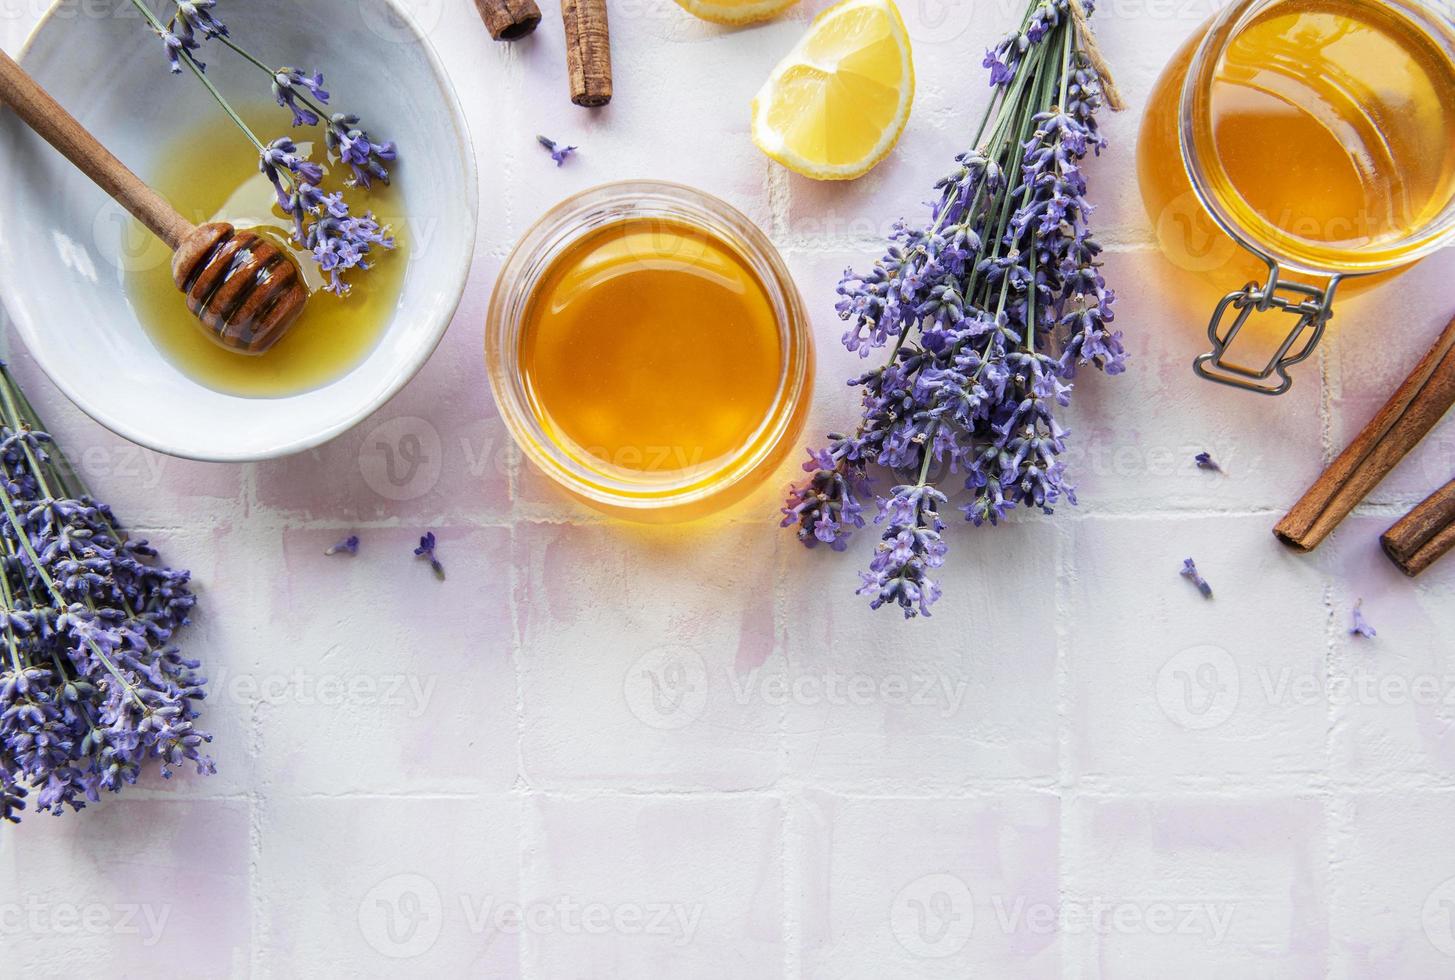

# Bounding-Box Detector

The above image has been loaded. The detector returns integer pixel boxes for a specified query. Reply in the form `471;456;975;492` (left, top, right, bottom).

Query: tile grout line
1054;517;1079;980
767;143;801;980
1319;334;1347;980
239;458;268;978
502;44;542;980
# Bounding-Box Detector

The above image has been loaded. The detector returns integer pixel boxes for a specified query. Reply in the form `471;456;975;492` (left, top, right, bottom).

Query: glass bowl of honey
487;182;814;522
1138;0;1455;394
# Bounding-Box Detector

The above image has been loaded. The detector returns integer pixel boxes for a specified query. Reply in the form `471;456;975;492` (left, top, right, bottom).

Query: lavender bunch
783;0;1126;618
0;364;210;824
132;0;398;296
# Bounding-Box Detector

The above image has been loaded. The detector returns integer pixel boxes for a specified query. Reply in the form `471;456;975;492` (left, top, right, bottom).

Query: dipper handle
0;47;193;249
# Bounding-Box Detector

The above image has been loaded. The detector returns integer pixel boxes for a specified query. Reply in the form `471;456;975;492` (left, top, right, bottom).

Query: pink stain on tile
799;790;1060;978
6;799;251;971
250;524;518;793
258;795;521;975
526;794;785;976
1077;795;1328;976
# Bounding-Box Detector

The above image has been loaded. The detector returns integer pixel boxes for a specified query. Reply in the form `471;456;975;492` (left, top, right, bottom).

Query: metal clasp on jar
1194;253;1341;396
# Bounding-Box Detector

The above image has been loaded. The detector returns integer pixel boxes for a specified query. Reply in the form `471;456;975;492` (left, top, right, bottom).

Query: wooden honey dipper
0;49;307;354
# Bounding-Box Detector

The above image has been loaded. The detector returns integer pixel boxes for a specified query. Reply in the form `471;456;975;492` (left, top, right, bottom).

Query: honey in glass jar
487;183;813;522
1138;0;1455;394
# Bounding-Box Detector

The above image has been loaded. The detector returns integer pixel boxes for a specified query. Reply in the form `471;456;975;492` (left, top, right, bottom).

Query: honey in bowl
488;182;813;522
124;107;407;397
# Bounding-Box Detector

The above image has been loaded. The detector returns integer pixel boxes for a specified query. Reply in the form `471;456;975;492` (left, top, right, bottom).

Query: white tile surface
2;0;1455;976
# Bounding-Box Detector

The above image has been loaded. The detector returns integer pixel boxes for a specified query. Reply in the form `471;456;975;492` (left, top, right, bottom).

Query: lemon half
674;0;800;24
750;0;914;180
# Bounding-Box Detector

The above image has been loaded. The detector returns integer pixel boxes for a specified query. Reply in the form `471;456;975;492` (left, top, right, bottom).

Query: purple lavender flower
327;114;397;188
175;0;228;39
1181;558;1213;599
156;26;202;74
537;135;578;167
0;363;210;824
415;532;445;582
325;535;359;557
273;67;330;126
1350;600;1376;639
857;484;948;617
780;438;869;552
135;0;402;297
308;197;396;296
1195;452;1221;472
259;138;397;296
785;0;1123;616
144;0;226;73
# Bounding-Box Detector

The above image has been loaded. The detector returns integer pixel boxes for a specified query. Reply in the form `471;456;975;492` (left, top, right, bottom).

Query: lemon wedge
750;0;914;180
674;0;799;25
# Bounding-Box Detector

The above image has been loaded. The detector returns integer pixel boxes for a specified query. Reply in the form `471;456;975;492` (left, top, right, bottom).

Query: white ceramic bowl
0;0;476;461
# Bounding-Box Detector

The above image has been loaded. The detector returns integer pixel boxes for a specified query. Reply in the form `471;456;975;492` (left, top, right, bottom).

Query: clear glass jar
1138;0;1455;394
486;181;813;522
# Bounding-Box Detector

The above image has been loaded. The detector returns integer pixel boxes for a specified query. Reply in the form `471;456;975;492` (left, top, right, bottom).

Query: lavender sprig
1181;558;1213;599
415;532;445;582
328;114;398;188
133;0;399;295
537;135;578;167
783;0;1124;617
325;535;359;557
273;68;329;126
0;364;210;824
1350;600;1376;639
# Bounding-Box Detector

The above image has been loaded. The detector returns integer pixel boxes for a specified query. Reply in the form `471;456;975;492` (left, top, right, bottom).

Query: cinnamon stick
1274;313;1455;552
475;0;541;39
1382;479;1455;576
562;0;611;107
